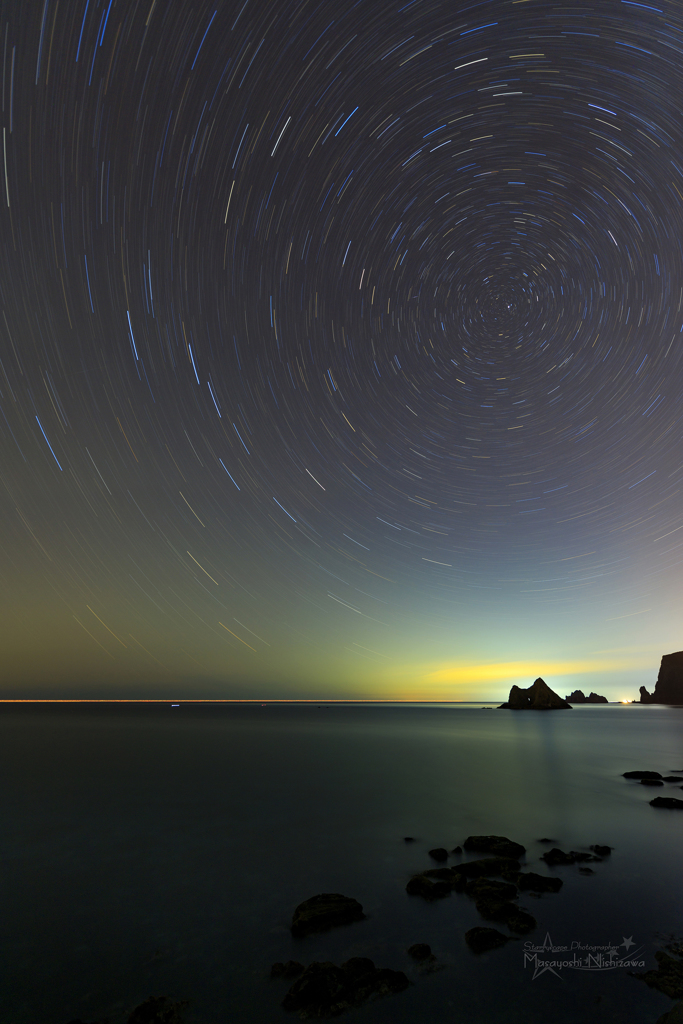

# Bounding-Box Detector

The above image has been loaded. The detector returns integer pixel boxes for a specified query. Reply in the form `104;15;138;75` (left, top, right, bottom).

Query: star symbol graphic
621;936;635;950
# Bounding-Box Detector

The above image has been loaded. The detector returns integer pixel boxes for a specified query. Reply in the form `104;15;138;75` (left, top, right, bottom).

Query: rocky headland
639;651;683;704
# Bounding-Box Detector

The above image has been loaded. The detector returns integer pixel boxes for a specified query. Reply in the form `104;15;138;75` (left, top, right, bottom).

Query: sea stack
639;651;683;705
565;689;608;704
498;677;571;710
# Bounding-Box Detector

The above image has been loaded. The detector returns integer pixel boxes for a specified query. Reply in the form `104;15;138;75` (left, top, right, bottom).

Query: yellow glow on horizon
422;657;634;685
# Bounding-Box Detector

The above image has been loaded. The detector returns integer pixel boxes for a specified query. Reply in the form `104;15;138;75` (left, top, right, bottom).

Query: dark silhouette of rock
406;873;451;900
281;959;409;1016
271;961;305;979
589;845;612;857
579;867;594;875
465;877;518;902
623;770;662;779
451;856;521;879
406;943;432;962
463;835;526;858
656;1002;683;1024
428;847;448;861
498;678;571;710
127;997;188;1024
664;776;683;782
403;836;416;842
640;651;683;704
450;845;462;854
516;872;563;893
291;894;365;936
635;949;683;998
475;898;536;933
465;927;510;953
541;848;598;866
565;689;608;703
641;778;664;786
651;796;683;809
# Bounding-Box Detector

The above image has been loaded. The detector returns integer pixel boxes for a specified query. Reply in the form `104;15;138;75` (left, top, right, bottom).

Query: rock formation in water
280;958;408;1016
290;893;365;936
498;677;571;710
639;651;683;704
564;689;608;703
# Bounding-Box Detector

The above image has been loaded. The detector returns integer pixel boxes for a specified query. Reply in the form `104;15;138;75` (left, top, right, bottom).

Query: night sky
1;0;682;700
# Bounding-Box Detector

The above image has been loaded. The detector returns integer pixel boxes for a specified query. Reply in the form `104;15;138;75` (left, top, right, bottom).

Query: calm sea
2;702;683;1024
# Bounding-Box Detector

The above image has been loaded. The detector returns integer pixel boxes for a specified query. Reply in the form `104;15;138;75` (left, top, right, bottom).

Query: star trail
1;0;682;699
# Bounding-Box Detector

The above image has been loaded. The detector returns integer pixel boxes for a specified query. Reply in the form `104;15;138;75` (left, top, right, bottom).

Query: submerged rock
498;678;571;710
589;845;612;857
516;872;563;893
271;961;305;979
650;796;683;809
664;776;683;782
541;848;598;866
406;943;433;962
641;778;664;786
465;927;510;953
639;651;683;705
406;873;452;900
635;949;683;998
428;847;449;862
475;898;536;933
281;958;409;1017
463;835;526;859
623;770;662;779
450;856;521;880
291;894;365;937
127;997;188;1024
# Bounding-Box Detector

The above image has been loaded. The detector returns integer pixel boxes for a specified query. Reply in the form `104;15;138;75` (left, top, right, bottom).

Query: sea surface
2;701;683;1024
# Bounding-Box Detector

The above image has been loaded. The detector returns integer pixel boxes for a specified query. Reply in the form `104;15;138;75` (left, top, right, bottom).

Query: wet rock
641;778;664;786
465;877;518;903
403;836;416;842
406;873;451;900
428;847;449;862
463;835;526;859
454;857;521;880
650;796;683;809
635;950;683;998
291;894;365;937
579;867;595;875
540;848;598;866
450;845;462;854
465;927;510;953
656;1000;683;1024
406;943;433;962
537;837;556;843
623;770;662;779
516;872;563;893
475;898;536;933
664;777;683;783
271;961;305;979
281;959;409;1017
498;678;571;710
127;997;188;1024
589;845;612;857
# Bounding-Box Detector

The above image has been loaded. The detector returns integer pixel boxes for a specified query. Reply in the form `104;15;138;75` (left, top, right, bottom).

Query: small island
498;677;571;710
565;689;608;704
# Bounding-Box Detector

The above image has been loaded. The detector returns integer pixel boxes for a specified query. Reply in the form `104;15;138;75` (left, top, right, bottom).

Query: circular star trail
1;0;682;695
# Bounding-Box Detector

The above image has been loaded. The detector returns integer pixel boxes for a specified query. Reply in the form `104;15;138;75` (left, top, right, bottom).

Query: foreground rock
281;959;408;1017
465;927;510;953
541;848;600;866
635;948;683;998
291;894;365;937
498;678;571;710
651;796;683;809
565;689;608;703
623;771;662;779
127;997;188;1024
657;1002;683;1024
463;835;526;859
639;651;683;704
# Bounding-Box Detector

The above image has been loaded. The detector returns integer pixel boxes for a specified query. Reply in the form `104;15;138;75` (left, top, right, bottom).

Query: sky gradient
1;0;682;700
